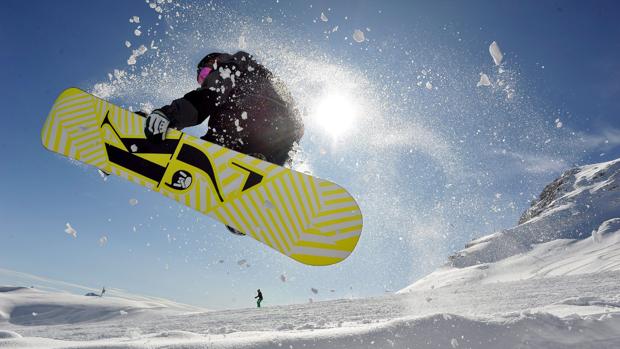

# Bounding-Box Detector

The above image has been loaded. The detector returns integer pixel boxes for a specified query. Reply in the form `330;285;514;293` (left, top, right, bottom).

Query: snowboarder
143;51;304;236
100;287;106;297
255;289;263;308
143;50;303;166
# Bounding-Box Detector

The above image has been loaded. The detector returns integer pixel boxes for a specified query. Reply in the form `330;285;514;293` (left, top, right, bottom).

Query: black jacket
158;51;303;166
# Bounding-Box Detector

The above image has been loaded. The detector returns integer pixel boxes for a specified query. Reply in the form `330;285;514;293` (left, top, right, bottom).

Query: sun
311;92;358;139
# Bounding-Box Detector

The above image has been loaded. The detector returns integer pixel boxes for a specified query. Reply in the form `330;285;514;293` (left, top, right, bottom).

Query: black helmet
197;53;222;73
196;53;224;85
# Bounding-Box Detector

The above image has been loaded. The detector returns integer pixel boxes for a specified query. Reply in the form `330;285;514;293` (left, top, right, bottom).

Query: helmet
197;52;223;68
196;53;223;85
197;53;222;73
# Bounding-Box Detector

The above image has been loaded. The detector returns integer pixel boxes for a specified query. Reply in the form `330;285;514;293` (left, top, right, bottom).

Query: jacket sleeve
157;88;217;130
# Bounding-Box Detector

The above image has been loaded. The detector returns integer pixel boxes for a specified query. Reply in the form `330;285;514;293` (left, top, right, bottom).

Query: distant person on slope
100;287;106;297
255;289;263;308
142;51;304;236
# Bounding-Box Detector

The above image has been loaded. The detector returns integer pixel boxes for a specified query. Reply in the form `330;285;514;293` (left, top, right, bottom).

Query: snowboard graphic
41;88;362;265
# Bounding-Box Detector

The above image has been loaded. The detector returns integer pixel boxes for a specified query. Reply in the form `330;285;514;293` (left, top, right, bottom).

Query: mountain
399;158;620;293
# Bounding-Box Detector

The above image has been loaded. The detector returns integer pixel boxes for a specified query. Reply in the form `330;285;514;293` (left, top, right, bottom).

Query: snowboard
41;88;362;266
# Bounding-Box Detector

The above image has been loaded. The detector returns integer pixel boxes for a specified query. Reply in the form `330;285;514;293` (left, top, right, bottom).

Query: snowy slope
3;159;620;348
2;271;620;348
0;268;206;319
0;285;202;326
400;158;620;291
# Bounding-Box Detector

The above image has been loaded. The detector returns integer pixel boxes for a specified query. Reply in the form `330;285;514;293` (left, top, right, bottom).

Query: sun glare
311;92;358;139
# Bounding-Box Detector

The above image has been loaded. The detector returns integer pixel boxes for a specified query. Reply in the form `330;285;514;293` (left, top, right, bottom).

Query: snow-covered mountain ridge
400;158;620;292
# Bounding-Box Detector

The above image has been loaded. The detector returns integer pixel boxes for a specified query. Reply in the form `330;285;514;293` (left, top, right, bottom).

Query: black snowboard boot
226;225;246;236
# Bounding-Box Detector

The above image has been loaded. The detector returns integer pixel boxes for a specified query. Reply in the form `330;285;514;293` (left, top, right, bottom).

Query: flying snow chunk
99;236;108;246
129;16;140;23
265;16;273;23
555;118;563;128
97;169;109;181
127;45;148;65
129;198;139;206
477;73;492;87
320;12;328;22
238;35;247;49
241;111;248;120
425;81;433;90
219;67;232;80
125;41;131;48
332;25;339;32
451;338;459;348
352;29;365;43
592;228;603;243
489;41;503;65
134;29;142;37
65;223;77;238
591;218;620;242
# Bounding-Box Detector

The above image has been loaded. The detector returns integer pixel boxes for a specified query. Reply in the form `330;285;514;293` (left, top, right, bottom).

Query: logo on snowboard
166;170;193;190
101;110;264;201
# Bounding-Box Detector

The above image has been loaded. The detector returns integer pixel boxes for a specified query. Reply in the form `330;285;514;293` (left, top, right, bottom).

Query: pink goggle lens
197;67;213;85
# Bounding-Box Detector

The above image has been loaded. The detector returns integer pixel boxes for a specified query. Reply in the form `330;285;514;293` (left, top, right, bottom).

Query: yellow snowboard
41;88;362;265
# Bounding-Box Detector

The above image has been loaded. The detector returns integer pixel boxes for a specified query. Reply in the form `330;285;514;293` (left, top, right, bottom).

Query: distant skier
100;287;106;297
255;289;263;308
143;51;304;235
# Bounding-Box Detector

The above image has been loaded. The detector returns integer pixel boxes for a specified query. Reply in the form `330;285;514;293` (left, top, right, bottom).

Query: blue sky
1;0;619;309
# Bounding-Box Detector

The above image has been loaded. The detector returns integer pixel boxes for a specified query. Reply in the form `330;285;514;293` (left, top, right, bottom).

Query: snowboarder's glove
144;110;170;141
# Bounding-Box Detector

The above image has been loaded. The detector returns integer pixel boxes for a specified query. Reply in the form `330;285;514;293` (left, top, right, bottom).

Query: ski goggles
197;66;213;85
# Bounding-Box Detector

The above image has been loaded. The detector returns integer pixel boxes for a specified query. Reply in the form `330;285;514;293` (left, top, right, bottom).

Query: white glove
145;110;170;141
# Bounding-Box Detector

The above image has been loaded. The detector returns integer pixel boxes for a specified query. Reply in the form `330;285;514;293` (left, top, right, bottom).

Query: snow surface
2;271;620;348
3;159;620;347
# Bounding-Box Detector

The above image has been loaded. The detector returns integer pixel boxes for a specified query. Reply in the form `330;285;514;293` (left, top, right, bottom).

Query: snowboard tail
42;88;362;265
